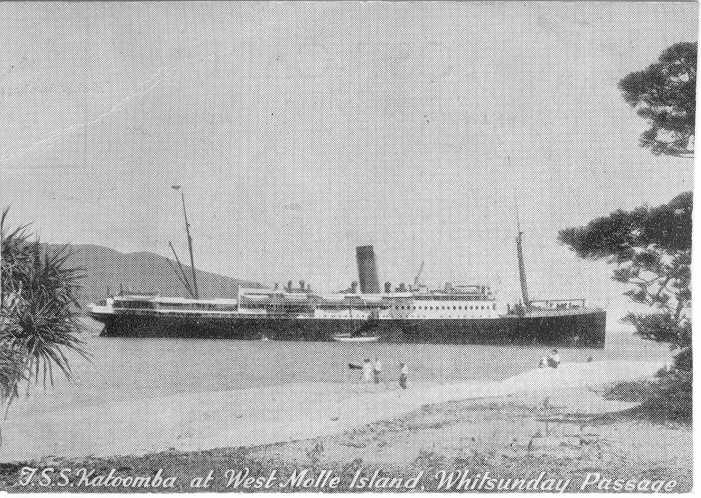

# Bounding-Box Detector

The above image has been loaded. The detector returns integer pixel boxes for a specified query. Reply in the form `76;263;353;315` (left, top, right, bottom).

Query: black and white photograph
0;1;696;492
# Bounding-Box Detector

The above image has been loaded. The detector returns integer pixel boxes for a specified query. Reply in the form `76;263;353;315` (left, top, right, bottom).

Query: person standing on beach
547;349;561;368
362;358;373;382
373;356;382;384
399;361;408;389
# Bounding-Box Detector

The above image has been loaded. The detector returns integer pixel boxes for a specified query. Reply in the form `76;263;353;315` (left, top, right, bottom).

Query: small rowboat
332;333;379;343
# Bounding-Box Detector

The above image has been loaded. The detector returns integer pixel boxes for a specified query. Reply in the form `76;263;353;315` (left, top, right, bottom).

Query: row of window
159;303;239;311
114;300;498;313
115;301;239;311
316;304;380;310
393;304;496;311
413;295;491;301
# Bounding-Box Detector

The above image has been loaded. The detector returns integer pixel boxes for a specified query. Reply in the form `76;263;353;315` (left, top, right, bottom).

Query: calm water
11;319;672;417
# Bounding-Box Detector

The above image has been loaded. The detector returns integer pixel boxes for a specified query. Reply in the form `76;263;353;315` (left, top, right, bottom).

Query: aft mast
513;183;531;308
515;216;531;308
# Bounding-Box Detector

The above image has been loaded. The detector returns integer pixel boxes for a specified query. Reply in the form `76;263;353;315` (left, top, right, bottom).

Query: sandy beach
2;360;666;462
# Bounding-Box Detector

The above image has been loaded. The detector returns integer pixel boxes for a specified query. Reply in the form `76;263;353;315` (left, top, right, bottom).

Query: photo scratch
0;66;167;168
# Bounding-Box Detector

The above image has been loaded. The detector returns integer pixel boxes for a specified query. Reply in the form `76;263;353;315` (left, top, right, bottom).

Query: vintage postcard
0;1;696;493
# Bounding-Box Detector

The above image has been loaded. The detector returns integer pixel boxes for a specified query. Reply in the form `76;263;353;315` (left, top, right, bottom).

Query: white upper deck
88;282;501;320
236;283;499;319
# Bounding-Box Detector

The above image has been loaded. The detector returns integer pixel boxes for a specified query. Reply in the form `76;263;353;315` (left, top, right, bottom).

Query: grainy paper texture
0;1;695;493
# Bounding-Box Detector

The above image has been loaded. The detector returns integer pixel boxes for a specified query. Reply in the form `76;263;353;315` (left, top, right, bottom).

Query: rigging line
0;66;167;167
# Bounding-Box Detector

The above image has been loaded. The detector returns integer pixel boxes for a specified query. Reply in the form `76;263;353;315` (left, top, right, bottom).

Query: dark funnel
356;245;380;294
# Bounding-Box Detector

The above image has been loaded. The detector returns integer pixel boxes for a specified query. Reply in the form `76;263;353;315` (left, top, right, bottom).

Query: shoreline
2;360;665;462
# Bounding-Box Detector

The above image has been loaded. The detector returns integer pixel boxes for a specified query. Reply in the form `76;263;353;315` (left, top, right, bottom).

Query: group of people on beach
359;357;408;389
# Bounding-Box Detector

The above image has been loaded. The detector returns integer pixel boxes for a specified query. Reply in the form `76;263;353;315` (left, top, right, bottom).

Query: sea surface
10;318;672;418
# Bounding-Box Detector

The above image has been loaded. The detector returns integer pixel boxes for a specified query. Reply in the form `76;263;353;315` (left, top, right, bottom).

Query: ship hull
90;309;606;347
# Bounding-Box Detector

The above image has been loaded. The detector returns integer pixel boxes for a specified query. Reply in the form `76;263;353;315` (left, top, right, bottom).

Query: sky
0;2;696;314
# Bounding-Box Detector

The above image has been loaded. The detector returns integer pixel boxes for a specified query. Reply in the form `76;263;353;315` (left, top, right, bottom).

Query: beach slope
2;360;664;461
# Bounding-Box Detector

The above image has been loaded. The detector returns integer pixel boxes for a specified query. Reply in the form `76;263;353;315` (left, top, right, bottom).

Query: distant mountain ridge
42;243;261;306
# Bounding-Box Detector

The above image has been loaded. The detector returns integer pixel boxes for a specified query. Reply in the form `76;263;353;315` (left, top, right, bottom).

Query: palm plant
0;208;88;436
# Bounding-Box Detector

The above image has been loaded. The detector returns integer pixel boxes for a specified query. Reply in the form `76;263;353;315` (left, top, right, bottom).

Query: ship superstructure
89;281;500;326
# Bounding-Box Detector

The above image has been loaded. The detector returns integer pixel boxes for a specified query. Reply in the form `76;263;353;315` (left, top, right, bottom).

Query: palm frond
1;206;89;397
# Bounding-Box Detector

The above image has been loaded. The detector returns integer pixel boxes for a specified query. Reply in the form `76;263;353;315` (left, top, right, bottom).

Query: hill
42;244;261;306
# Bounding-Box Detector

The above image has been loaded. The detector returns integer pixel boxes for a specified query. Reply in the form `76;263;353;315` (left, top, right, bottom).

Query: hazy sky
0;2;696;312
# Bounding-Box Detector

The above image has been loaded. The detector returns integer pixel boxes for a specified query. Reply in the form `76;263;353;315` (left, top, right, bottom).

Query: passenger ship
88;242;606;347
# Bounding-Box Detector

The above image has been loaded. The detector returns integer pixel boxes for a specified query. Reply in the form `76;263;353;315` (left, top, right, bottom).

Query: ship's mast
172;185;199;299
514;192;531;307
